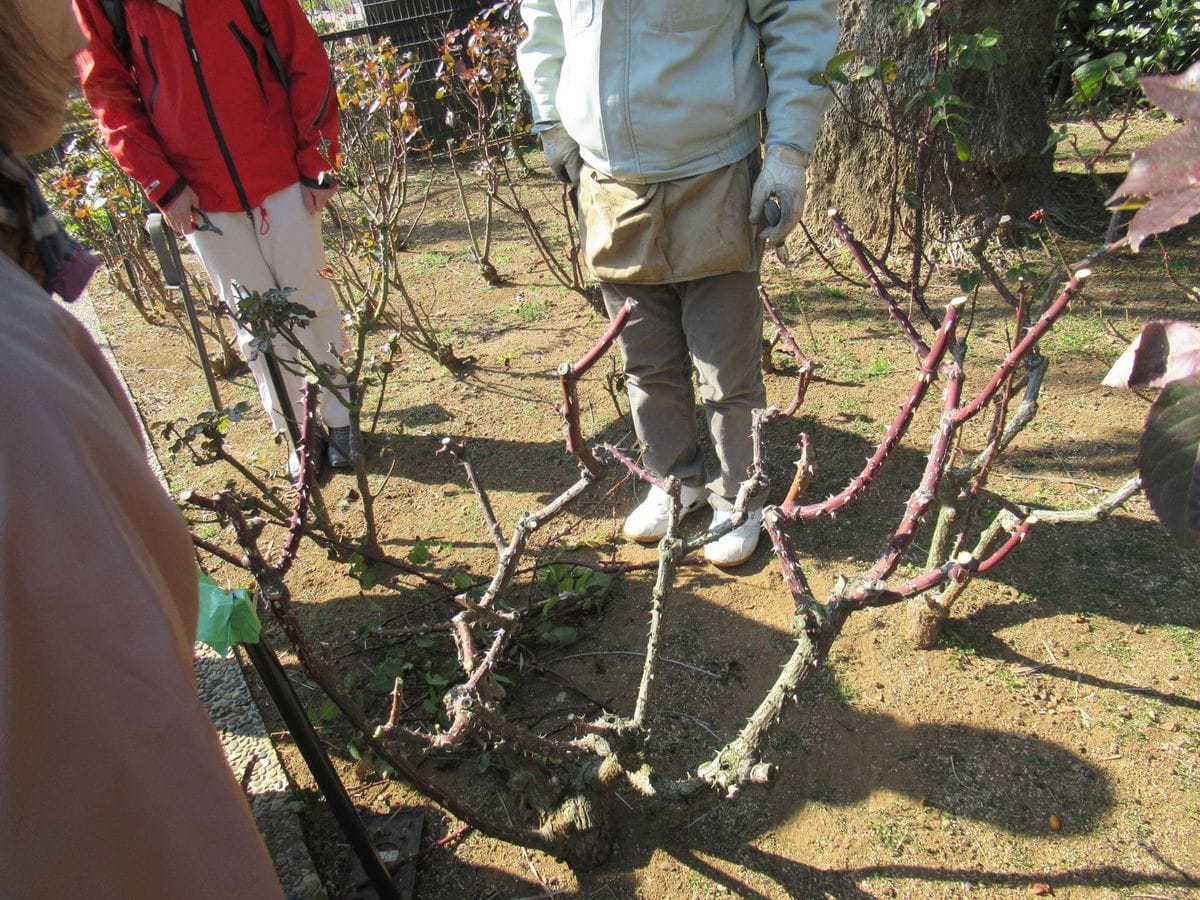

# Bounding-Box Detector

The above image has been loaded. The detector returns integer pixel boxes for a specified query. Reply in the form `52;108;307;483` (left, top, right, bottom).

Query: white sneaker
622;483;707;543
703;507;764;568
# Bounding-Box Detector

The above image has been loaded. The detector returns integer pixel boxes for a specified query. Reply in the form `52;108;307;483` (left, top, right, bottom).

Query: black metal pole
145;214;223;411
241;636;401;899
260;351;303;457
167;235;225;412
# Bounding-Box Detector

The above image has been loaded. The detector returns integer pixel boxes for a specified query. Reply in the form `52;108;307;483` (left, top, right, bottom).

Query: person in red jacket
73;0;354;475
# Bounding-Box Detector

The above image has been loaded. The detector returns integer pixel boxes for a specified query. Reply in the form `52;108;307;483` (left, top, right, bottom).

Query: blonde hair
0;9;72;149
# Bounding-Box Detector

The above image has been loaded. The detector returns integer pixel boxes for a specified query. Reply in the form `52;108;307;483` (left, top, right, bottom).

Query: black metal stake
241;635;401;899
146;214;224;411
260;350;304;460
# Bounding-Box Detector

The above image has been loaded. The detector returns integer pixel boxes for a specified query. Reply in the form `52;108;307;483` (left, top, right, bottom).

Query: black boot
326;425;355;470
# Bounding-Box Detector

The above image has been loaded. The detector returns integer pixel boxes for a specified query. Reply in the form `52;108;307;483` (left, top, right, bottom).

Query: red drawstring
259;205;270;235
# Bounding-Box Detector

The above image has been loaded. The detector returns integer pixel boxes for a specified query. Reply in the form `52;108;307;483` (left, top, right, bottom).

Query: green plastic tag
196;567;262;655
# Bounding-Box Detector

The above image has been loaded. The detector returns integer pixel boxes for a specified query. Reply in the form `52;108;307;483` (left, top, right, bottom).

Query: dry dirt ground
85;126;1200;898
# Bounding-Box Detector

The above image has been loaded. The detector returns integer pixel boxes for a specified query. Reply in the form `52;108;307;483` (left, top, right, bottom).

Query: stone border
65;289;320;898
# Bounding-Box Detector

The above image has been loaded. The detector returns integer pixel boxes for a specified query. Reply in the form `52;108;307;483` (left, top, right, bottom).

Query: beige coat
0;251;283;898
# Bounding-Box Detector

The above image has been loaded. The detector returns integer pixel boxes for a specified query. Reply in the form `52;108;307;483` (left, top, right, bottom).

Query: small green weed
993;667;1023;692
509;296;552;323
1163;624;1197;665
196;522;222;540
410;250;452;273
1038;312;1109;355
835;395;860;414
833;676;857;708
865;356;896;378
947;644;976;667
939;627;981;668
309;698;340;725
347;552;377;590
1099;639;1133;666
868;815;910;854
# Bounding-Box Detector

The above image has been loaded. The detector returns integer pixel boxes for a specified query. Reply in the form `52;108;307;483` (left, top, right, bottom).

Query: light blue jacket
517;0;840;184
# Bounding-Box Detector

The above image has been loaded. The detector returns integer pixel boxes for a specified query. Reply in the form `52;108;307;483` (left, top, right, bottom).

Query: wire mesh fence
311;0;486;144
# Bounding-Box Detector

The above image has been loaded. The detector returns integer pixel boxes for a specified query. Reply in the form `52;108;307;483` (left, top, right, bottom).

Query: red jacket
73;0;340;213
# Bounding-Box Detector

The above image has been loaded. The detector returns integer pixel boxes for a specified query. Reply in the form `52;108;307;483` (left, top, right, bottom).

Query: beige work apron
577;156;757;284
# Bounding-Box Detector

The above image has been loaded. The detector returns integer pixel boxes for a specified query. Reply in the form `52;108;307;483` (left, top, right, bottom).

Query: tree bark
807;0;1058;242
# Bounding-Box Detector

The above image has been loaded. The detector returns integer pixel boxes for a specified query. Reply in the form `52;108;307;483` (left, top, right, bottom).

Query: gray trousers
602;270;766;510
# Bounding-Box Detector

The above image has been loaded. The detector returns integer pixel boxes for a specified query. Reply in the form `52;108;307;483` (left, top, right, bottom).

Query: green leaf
1072;52;1127;103
477;751;492;774
310;699;340;724
367;655;410;693
576;567;611;592
823;49;857;85
1043;126;1069;155
452;571;473;591
1138;373;1200;543
196;568;261;655
537;562;569;589
407;538;431;564
956;269;984;293
809;50;850;85
951;129;971;162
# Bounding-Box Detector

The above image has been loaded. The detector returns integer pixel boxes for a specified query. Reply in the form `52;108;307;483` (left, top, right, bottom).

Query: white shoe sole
704;545;758;568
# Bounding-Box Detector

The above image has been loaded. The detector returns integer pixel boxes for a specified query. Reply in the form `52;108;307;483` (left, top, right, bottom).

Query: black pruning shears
761;196;789;264
192;206;224;235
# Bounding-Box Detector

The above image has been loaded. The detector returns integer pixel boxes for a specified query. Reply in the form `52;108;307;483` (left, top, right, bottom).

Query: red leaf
1138;373;1200;544
1029;884;1053;896
1128;187;1200;252
1108;62;1200;251
1141;64;1200;120
1104;321;1200;390
1116;127;1200;200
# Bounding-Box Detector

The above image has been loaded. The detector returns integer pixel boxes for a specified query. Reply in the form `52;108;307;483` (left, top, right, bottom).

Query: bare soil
87;131;1200;898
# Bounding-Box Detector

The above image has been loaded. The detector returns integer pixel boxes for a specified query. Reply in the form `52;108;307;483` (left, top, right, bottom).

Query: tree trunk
807;0;1058;242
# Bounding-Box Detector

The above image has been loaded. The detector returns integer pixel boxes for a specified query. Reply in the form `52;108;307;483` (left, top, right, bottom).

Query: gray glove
540;123;583;186
749;145;809;248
